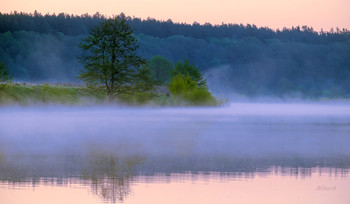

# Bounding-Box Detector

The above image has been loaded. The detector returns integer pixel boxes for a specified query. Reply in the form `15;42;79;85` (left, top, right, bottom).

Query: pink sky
1;0;349;31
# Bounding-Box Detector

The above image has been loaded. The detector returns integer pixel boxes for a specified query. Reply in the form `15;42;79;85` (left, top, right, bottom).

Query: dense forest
1;11;350;98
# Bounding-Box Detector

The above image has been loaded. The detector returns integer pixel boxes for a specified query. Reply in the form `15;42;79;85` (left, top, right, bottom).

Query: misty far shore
0;12;349;100
2;82;350;106
0;82;220;106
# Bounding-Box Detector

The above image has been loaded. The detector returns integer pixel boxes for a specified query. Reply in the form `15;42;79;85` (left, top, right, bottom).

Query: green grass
0;82;219;106
0;83;106;105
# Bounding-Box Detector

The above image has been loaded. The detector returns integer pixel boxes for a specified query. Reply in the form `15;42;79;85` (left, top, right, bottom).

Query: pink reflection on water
0;167;349;204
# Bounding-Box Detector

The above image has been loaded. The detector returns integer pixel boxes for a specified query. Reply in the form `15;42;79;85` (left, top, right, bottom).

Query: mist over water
1;103;350;173
1;103;350;203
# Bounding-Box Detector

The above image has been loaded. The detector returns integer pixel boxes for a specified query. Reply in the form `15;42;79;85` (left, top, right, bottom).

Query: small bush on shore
168;74;217;106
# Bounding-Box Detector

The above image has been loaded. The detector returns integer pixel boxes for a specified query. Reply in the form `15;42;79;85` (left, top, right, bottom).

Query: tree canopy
79;15;153;99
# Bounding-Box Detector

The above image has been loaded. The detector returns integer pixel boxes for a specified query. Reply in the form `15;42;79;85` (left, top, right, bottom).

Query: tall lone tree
79;15;151;99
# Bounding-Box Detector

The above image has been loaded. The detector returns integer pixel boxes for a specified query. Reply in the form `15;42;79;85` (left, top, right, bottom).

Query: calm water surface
0;103;350;203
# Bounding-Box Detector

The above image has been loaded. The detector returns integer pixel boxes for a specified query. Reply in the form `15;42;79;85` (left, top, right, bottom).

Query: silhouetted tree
79;15;152;99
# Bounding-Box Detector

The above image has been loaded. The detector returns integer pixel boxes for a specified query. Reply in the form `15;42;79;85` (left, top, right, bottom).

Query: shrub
168;74;196;96
168;74;217;106
184;87;217;105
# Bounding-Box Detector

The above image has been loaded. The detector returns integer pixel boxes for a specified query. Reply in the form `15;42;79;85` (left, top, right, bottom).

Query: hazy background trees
147;55;172;85
0;12;350;98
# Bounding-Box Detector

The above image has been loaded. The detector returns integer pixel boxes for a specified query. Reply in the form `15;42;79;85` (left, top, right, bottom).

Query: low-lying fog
0;103;350;177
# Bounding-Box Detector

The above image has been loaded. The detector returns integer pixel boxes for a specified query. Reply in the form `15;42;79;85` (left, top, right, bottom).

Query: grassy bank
0;83;104;105
0;83;219;106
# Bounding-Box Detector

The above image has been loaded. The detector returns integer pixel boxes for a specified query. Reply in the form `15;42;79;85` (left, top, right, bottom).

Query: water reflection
0;152;145;202
1;151;350;203
83;153;145;203
0;166;349;204
1;151;350;181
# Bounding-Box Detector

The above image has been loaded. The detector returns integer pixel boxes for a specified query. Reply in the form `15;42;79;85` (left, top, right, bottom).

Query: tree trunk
108;93;114;102
106;82;114;101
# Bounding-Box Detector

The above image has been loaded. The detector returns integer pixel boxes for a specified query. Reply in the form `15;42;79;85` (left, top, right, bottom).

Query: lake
0;103;350;203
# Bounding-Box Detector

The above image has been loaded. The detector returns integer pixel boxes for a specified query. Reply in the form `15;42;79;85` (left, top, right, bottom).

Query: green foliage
171;60;206;87
79;15;153;100
0;62;11;82
168;61;217;105
132;65;156;93
168;74;217;106
0;82;216;106
184;86;217;105
147;55;173;84
168;74;196;96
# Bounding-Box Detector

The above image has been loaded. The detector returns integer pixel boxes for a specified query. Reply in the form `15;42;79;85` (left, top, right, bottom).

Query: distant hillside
1;12;350;98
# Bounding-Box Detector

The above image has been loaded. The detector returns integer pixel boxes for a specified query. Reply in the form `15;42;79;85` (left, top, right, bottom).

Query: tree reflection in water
83;153;145;203
0;149;350;203
0;150;146;203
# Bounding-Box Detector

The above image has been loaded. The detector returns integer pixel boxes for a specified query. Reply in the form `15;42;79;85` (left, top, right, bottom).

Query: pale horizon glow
1;0;350;31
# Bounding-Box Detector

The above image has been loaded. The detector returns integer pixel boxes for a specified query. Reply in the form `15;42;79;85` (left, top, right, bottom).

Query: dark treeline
1;12;350;98
2;11;350;42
